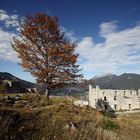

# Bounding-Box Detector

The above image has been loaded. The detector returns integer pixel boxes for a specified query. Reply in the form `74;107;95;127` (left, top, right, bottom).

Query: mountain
52;73;140;96
89;73;140;90
1;72;140;94
0;72;35;89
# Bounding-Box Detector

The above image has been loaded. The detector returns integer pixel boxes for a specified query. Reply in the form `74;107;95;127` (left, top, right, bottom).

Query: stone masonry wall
89;85;140;111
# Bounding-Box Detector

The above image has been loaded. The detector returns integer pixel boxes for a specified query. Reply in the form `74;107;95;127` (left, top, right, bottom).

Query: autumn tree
12;13;81;98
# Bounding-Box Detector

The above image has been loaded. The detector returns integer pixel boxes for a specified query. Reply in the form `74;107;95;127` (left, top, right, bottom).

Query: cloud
99;21;118;37
0;9;9;20
77;21;140;77
0;9;77;63
0;9;20;28
0;28;18;62
61;26;77;41
0;9;140;77
0;9;20;62
130;8;137;12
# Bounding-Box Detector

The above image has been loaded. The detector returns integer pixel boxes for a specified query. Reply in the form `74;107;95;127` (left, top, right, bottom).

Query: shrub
104;110;116;118
100;118;119;131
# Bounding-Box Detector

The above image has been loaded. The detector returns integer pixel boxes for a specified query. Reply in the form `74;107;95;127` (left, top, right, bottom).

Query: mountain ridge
89;73;140;90
0;72;35;89
1;72;140;93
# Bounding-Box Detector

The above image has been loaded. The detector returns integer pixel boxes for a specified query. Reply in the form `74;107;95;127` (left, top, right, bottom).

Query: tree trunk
45;88;50;100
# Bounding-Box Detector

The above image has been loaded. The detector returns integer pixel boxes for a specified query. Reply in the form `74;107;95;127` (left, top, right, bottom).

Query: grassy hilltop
0;94;140;140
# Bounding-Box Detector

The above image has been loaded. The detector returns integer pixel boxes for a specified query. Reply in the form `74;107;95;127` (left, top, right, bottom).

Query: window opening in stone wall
104;104;108;110
129;104;131;109
130;91;132;95
114;104;117;110
104;96;107;101
124;91;126;96
114;96;116;100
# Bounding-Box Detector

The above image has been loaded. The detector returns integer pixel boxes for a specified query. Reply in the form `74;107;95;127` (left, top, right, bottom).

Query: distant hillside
52;73;140;96
0;72;35;89
1;72;140;94
89;73;140;90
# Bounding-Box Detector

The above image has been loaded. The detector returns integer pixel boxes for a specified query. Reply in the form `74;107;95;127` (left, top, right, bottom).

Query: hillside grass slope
0;94;140;140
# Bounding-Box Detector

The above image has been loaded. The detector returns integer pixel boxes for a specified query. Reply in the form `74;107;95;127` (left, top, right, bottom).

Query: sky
0;0;140;82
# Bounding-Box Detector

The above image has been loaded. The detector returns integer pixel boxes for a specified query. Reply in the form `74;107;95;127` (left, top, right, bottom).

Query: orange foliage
11;13;82;94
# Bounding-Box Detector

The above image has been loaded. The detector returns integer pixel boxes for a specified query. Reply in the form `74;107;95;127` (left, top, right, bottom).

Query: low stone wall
74;100;88;107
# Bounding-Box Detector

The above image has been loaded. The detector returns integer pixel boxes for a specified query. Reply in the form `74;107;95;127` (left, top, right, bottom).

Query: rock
2;96;15;105
13;95;21;101
7;96;14;100
5;99;15;104
65;122;77;130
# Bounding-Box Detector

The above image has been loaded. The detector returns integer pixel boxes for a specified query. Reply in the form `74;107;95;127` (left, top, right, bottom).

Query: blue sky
0;0;140;82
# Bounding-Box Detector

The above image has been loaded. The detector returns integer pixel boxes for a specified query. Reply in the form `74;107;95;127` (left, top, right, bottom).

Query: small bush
100;118;119;131
104;110;116;118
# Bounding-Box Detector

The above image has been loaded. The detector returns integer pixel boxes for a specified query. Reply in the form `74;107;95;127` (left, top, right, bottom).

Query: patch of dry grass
114;112;140;140
0;95;140;140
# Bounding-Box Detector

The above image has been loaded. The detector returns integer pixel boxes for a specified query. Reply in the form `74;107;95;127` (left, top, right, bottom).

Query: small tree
12;13;81;98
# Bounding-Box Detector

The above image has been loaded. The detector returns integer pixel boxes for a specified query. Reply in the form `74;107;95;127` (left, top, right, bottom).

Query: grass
0;94;140;140
100;118;119;131
115;112;140;139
